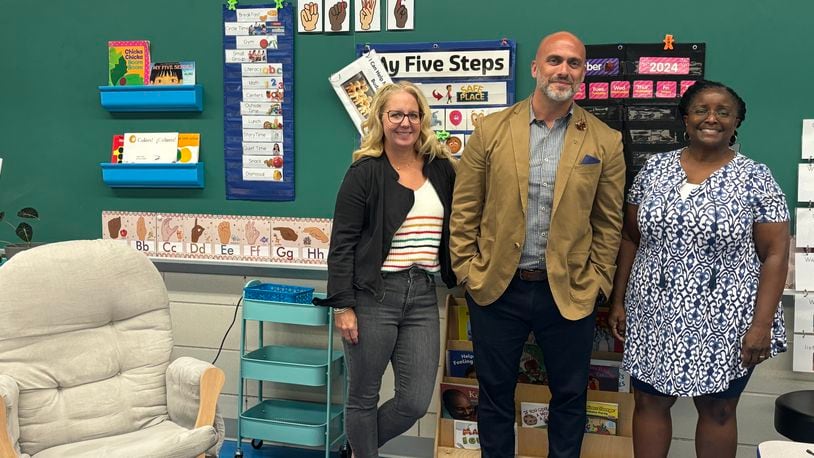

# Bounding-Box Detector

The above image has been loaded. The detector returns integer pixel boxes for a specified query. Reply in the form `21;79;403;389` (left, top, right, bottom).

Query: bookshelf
98;84;203;112
434;296;634;457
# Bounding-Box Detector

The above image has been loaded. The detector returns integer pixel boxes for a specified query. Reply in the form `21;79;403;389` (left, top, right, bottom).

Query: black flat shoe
338;441;352;458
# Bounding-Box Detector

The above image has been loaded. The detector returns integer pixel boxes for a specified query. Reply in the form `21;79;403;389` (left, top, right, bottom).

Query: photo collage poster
102;211;331;267
359;40;517;158
329;50;393;134
578;43;706;184
223;4;295;200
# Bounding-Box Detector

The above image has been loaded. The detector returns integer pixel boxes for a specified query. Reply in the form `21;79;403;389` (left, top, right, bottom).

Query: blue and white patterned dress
623;149;788;396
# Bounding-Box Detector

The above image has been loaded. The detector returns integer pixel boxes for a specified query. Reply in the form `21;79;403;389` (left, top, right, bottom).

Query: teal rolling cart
235;280;346;458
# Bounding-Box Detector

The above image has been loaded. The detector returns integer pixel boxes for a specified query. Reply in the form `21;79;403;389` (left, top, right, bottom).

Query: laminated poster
329;50;393;134
224;3;295;200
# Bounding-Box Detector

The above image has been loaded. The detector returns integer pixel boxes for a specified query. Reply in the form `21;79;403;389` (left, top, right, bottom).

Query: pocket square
580;154;601;165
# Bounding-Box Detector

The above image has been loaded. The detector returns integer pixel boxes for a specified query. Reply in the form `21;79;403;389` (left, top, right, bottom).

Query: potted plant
1;207;40;260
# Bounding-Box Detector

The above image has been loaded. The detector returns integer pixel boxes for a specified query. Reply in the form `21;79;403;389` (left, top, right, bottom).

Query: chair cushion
32;420;217;458
0;240;174;455
774;390;814;442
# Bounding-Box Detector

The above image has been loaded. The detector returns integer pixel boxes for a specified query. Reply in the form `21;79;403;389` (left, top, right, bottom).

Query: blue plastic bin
244;283;314;304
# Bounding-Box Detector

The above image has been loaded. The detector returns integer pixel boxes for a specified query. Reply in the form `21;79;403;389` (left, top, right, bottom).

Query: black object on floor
338;442;352;458
775;390;814;442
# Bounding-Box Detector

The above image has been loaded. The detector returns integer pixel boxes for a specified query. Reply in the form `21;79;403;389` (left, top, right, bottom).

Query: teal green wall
0;0;807;243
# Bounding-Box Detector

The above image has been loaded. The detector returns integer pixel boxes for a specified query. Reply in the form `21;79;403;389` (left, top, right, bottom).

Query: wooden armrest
194;367;225;458
194;366;225;429
0;396;17;458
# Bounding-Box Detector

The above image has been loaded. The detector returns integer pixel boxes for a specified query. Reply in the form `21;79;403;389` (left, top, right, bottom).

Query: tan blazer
450;98;625;320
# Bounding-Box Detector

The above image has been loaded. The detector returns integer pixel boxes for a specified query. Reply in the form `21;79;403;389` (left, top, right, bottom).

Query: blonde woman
314;81;457;457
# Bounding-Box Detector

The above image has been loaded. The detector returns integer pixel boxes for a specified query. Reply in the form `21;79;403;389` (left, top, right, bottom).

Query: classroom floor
219;440;342;458
219;436;428;458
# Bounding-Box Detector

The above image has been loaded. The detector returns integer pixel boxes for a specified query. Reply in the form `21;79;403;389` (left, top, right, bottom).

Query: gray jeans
343;266;440;458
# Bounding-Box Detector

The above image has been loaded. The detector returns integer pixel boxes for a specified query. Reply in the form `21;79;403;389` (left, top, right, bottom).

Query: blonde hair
352;81;451;162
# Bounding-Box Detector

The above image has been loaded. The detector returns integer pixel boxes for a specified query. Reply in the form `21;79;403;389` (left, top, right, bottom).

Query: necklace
392;154;418;171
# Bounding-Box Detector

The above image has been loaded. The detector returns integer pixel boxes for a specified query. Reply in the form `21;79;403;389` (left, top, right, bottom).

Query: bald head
536;31;586;60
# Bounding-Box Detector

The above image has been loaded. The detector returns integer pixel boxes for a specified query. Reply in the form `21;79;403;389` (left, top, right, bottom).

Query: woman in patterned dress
607;80;789;457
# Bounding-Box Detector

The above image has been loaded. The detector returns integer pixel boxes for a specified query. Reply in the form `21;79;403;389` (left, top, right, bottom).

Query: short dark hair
678;79;746;127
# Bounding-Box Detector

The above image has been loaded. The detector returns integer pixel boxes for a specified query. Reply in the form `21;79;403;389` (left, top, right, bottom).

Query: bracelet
333;307;351;314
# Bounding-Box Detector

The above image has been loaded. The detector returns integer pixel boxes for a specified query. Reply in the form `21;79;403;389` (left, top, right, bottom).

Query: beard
539;78;577;102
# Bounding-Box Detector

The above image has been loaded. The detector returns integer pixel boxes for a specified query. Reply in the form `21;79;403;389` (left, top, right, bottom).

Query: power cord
212;296;242;365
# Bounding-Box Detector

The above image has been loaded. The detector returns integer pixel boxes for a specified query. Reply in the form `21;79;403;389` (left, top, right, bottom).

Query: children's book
518;343;547;385
176;133;200;163
448;303;471;340
108;40;150;86
588;358;630;393
520;401;549;428
453;420;480;450
446;349;476;378
440;382;479;422
594;307;624;353
110;134;124;163
149;61;196;85
585;400;619;435
122;132;178;163
120;132;199;164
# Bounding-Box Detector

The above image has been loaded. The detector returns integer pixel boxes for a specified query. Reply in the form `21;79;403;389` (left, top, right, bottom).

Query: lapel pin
575;120;587;131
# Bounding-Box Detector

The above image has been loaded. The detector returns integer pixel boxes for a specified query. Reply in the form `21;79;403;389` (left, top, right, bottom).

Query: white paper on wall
794;252;814;291
796;208;814;248
795;294;814;334
799;164;814;202
803;119;814;159
793;334;814;373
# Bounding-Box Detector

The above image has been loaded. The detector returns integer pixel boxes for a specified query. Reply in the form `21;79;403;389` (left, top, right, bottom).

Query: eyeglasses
691;107;733;119
386;111;422;124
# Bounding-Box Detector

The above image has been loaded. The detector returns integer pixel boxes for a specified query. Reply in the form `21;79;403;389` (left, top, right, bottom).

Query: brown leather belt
516;268;547;282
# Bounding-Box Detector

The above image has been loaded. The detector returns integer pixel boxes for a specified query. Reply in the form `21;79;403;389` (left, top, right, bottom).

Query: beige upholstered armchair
0;240;225;458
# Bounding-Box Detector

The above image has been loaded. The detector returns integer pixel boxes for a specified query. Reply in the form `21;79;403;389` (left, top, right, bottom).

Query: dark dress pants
467;276;596;458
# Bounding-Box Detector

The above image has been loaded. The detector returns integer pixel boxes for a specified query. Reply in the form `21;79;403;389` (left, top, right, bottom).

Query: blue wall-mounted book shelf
98;85;203;112
100;162;204;188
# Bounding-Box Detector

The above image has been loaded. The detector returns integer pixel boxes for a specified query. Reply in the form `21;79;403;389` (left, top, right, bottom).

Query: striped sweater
381;180;443;273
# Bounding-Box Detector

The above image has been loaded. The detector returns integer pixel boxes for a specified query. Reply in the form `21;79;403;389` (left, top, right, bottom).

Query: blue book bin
99;85;203;112
100;162;204;188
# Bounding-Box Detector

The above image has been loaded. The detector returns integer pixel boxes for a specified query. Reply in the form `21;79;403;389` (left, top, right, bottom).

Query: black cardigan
313;154;457;308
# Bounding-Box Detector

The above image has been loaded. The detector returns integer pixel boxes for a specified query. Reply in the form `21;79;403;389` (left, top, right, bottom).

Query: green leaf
110;55;127;86
16;222;33;242
17;207;38;219
108;48;122;71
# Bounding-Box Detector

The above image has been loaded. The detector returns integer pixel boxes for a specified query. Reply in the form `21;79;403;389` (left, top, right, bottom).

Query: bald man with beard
450;31;625;457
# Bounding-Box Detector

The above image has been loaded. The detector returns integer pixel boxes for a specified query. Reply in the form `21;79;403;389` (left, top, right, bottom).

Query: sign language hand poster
324;0;349;32
387;0;413;30
355;0;380;32
298;1;322;33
